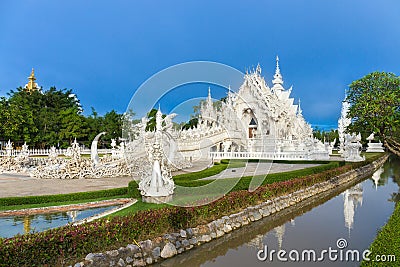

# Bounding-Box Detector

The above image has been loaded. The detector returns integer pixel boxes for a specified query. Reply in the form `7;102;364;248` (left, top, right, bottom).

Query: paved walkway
0;173;133;198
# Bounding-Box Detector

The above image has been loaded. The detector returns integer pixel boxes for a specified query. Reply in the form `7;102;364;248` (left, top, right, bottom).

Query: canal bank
78;154;390;267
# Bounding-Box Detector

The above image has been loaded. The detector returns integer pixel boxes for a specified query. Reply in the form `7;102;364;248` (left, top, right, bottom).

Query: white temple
177;57;329;161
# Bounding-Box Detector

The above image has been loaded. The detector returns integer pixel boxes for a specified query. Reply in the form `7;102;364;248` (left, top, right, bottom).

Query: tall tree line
0;87;122;148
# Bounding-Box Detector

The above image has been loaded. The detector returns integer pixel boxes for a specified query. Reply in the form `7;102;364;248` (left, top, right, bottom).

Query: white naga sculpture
366;133;385;153
138;108;176;203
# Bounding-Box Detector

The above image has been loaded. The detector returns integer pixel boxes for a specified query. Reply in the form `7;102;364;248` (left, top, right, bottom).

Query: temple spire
297;99;303;116
272;56;284;91
207;86;213;106
25;68;39;93
256;63;262;75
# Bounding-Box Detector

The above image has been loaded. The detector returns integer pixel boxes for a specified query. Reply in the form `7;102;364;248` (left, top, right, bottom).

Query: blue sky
1;0;399;128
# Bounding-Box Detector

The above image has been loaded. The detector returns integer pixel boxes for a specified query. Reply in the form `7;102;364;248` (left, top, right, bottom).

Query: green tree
102;110;123;144
58;107;89;147
86;107;103;146
346;72;400;145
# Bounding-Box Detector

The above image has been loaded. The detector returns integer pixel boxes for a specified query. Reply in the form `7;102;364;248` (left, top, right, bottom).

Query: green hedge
127;180;141;199
0;187;128;207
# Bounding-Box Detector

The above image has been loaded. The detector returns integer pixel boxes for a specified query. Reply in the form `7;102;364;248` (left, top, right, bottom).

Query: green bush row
0;187;128;207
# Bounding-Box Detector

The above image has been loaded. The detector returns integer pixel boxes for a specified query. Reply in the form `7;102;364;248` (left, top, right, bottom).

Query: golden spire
25;68;39;92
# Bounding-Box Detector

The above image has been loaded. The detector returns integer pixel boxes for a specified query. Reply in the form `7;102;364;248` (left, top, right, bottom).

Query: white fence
209;151;310;160
0;148;113;157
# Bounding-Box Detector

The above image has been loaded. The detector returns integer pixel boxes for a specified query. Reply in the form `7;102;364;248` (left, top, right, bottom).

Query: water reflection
156;156;399;267
343;183;363;235
371;167;383;190
0;206;117;238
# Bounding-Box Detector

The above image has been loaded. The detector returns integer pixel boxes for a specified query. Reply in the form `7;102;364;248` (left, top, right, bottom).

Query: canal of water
157;156;400;267
0;205;118;238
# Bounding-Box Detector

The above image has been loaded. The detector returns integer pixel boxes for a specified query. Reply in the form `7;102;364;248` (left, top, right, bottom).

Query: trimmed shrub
127;180;141;198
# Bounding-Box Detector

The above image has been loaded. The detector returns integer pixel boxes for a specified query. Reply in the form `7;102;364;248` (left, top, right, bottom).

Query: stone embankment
74;154;389;267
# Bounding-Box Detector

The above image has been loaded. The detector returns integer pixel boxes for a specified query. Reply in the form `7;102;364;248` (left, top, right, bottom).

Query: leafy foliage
0;87;123;148
347;72;400;142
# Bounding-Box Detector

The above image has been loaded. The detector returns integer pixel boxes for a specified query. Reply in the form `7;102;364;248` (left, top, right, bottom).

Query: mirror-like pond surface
0;205;118;238
158;156;400;267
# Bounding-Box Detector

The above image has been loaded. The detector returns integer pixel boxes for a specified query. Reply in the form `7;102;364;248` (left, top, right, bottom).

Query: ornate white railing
209;151;310;160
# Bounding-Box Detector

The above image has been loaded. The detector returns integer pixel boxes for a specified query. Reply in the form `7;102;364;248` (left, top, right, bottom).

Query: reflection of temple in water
274;225;285;249
66;210;80;222
343;184;363;235
23;216;32;234
246;234;264;250
246;222;289;250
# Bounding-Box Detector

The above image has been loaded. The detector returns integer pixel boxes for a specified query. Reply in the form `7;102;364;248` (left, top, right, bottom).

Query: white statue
344;133;365;162
5;140;13;157
366;132;385;153
366;133;374;143
48;146;58;160
110;138;117;149
138;108;175;203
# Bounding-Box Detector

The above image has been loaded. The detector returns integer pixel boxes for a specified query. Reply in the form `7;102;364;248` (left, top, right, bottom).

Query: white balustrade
209;151;310;160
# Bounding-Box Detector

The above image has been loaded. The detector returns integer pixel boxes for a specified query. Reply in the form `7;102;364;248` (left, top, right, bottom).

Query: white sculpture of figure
21;142;29;156
5;140;13;157
366;133;374;143
48;146;58;160
163;113;177;132
344;133;365;162
67;138;81;162
118;142;125;159
110;138;119;159
366;132;385;153
138;108;175;203
111;139;117;149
